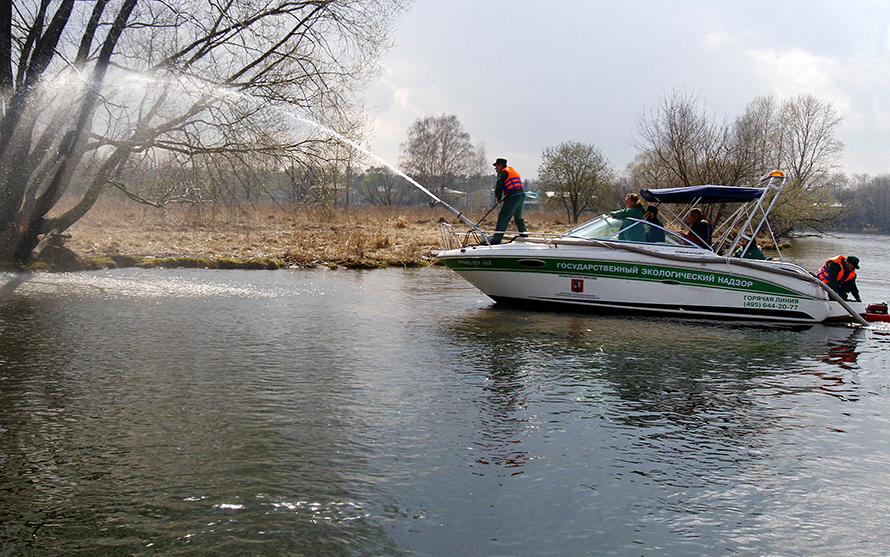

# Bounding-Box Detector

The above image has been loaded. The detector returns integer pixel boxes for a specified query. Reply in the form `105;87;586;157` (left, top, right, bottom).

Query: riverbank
48;199;567;271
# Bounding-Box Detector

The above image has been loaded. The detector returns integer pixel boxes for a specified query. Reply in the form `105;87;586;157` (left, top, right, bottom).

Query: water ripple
3;265;890;555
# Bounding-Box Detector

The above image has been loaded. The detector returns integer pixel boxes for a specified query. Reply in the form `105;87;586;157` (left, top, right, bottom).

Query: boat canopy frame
439;172;789;257
640;171;788;258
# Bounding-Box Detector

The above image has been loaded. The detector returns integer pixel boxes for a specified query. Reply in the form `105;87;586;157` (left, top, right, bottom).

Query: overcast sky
363;0;890;181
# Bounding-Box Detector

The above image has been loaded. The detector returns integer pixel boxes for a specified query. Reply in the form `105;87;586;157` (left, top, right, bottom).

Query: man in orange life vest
817;255;861;302
491;158;527;244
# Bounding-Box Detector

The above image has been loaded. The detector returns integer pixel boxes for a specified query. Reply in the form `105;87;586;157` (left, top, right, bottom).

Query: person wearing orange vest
817;255;861;302
491;158;527;244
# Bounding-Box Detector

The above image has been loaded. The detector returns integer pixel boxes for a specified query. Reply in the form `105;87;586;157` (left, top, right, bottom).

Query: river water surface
2;234;890;556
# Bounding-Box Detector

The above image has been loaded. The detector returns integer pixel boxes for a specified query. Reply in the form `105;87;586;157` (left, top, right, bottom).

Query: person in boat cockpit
817;255;862;302
610;193;646;242
644;205;665;243
732;243;767;259
491;158;527;244
683;208;712;248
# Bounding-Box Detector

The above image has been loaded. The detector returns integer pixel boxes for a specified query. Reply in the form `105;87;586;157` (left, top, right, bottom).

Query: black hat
846;255;860;269
645;205;658;214
493;158;507;166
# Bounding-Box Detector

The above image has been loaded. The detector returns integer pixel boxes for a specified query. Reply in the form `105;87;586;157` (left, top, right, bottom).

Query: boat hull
437;240;860;324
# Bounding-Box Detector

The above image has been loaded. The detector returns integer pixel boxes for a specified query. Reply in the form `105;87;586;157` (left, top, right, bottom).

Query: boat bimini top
640;185;766;204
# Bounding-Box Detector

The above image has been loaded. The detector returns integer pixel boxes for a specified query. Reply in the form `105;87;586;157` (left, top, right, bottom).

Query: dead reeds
63;197;567;269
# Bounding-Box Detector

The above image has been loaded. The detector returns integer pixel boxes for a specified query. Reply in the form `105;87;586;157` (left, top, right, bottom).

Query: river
1;234;890;556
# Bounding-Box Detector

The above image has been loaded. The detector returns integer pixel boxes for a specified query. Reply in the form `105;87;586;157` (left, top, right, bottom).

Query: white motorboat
436;171;866;324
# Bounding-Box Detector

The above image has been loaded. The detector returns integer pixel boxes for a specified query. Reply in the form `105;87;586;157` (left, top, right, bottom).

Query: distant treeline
833;174;890;233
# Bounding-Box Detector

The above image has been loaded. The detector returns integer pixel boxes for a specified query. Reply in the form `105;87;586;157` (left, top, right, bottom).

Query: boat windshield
560;215;695;247
561;216;624;239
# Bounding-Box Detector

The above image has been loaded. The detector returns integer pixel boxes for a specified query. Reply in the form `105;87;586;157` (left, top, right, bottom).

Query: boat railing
440;221;578;250
440;222;474;250
441;215;748;253
441;219;706;251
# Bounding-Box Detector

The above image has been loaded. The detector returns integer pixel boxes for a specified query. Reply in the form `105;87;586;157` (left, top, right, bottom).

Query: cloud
746;49;848;106
364;1;890;179
377;69;412;112
705;31;735;50
743;47;890;174
748;49;890;124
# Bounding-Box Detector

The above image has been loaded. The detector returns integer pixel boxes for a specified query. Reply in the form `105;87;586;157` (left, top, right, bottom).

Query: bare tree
634;90;845;188
632;90;846;233
731;96;784;181
780;94;844;188
358;166;411;206
0;0;405;265
399;114;485;202
538;140;615;223
633;89;739;189
733;94;845;233
731;94;844;189
834;174;890;233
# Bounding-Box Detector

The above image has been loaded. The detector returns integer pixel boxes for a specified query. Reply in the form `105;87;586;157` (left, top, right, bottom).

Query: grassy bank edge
14;249;440;273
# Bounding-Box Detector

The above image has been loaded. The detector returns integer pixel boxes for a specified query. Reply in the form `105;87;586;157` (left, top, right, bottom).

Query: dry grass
63;197;570;268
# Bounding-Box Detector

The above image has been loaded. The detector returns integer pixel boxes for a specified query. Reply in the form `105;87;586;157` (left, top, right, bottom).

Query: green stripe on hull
440;256;809;297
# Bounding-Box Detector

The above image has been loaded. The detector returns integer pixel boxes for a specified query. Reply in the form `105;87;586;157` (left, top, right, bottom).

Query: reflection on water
1;236;890;555
429;302;889;555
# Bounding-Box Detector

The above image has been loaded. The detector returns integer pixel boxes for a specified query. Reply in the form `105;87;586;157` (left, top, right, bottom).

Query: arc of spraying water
283;113;481;231
79;71;484;231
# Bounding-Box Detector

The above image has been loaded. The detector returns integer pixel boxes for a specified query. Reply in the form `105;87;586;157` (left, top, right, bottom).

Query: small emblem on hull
571;279;584;293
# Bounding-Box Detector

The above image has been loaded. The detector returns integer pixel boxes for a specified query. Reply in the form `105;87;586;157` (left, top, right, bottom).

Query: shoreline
22;199;566;272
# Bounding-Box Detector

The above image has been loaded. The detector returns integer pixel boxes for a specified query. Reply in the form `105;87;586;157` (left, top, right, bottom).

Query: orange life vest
502;166;524;196
817;255;856;284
